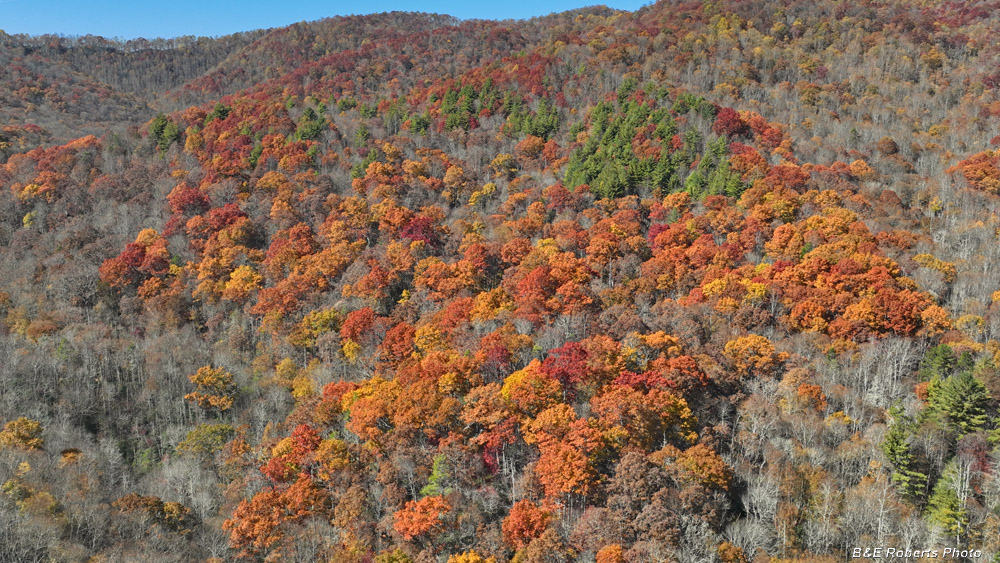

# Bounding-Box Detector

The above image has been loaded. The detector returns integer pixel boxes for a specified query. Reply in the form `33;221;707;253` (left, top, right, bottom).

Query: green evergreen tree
926;462;968;543
928;369;989;436
654;113;677;140
410;111;431;135
441;89;459;115
479;78;496;110
337;96;358;112
617;75;638;104
420;454;453;497
149;113;168;144
248;141;263;169
203;103;231;125
956;351;975;374
354;124;370;148
919;344;956;381
295;107;325;140
880;407;928;500
684;169;707;198
594;161;628;200
652;148;678;195
351;149;377;179
155;118;181;151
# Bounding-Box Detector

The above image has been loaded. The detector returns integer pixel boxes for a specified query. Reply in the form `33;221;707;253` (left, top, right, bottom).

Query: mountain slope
0;1;999;561
0;30;265;143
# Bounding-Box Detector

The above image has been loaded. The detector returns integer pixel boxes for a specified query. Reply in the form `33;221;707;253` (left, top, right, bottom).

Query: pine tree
928;370;989;436
926;463;968;544
684;169;706;198
295;107;325;140
420;454;453;497
919;344;956;381
881;408;928;500
204;102;231;125
158;121;181;151
707;157;744;197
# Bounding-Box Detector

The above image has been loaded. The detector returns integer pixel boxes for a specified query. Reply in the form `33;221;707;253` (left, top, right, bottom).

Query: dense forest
1;0;1000;561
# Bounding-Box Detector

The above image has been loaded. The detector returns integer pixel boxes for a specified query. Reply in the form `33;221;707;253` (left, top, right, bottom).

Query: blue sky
0;0;650;40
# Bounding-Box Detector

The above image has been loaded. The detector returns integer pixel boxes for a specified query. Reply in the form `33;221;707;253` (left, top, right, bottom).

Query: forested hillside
1;1;1000;561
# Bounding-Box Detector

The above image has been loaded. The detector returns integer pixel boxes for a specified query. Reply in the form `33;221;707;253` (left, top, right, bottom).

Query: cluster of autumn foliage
3;0;1000;561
